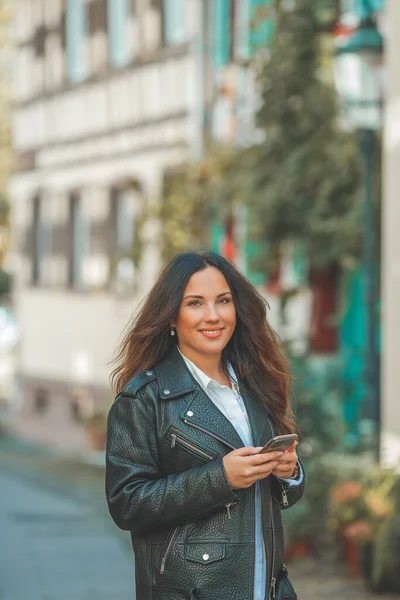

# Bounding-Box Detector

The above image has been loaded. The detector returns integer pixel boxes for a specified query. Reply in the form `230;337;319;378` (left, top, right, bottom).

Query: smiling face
173;266;236;361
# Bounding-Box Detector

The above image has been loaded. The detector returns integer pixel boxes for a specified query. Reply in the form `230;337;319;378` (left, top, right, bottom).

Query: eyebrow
183;291;232;300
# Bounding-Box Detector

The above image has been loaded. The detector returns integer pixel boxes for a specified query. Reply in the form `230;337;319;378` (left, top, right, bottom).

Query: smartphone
259;434;298;454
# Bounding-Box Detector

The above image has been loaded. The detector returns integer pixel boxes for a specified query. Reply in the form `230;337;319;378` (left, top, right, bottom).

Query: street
0;437;399;600
0;440;134;600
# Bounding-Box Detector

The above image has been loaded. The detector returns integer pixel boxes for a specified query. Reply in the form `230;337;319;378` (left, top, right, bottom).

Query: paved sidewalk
0;438;135;600
1;436;399;600
289;557;400;599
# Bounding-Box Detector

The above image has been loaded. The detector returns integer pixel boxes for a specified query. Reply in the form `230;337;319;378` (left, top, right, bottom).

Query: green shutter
108;0;131;67
212;0;231;67
367;0;385;13
66;0;87;82
164;0;186;46
248;0;274;54
346;0;385;19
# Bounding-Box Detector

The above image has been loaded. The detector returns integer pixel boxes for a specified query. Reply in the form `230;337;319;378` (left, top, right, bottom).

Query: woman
106;251;305;600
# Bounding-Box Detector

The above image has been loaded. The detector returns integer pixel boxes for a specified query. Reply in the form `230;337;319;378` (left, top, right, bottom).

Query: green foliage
159;146;243;262
370;477;400;592
0;269;11;295
245;0;369;273
282;451;369;548
282;356;348;548
326;463;400;592
158;0;379;277
291;356;345;453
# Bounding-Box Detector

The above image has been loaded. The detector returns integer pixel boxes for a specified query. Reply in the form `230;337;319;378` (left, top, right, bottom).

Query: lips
199;328;224;338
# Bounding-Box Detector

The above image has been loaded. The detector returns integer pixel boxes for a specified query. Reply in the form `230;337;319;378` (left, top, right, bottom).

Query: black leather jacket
106;345;305;600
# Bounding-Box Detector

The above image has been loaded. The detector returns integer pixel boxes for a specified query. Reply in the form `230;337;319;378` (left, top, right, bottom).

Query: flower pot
340;535;362;577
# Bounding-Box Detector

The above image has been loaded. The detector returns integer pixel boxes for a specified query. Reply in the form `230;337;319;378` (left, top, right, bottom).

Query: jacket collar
155;345;273;450
154;344;198;400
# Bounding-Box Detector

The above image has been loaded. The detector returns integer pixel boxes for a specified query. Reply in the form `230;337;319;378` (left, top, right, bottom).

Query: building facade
8;0;279;451
9;0;203;450
9;0;397;459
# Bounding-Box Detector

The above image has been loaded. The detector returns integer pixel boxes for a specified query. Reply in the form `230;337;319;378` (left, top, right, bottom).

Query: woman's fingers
246;450;284;465
231;446;265;457
272;462;296;477
250;461;281;477
223;446;297;489
274;463;295;473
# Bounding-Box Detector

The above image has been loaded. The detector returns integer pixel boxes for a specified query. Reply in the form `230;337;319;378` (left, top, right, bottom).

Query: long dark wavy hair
111;251;297;434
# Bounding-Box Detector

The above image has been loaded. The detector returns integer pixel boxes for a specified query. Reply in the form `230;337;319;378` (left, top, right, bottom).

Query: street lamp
334;16;384;458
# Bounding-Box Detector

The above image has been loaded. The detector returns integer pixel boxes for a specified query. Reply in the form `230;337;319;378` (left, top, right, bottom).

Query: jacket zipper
266;415;277;599
269;497;276;600
183;419;236;451
183;420;237;518
170;433;213;460
160;526;180;575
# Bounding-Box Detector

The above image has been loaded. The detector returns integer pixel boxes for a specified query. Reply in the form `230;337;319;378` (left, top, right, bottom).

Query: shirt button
146;371;153;376
164;389;171;395
202;553;209;561
187;411;194;417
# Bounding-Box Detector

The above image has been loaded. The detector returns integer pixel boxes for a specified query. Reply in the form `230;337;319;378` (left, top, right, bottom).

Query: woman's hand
270;441;299;479
223;447;284;490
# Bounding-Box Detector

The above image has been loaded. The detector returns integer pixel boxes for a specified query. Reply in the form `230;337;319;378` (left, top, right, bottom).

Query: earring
170;327;176;336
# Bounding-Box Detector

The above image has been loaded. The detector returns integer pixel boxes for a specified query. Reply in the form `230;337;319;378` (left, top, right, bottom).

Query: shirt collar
178;347;237;394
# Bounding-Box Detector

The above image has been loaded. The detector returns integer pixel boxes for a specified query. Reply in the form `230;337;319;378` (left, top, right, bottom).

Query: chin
199;339;229;354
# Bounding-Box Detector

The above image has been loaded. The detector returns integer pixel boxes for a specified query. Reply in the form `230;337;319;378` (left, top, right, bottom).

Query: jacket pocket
276;565;297;600
170;431;214;461
152;585;195;600
185;542;226;565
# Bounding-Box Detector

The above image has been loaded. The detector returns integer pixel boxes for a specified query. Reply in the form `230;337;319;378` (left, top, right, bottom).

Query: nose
204;302;220;322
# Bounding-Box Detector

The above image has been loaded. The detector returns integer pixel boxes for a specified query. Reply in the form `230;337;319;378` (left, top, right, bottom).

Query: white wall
381;0;400;469
16;289;137;387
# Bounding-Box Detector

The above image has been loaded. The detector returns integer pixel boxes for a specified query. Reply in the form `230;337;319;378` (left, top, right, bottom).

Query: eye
188;300;201;306
218;297;231;304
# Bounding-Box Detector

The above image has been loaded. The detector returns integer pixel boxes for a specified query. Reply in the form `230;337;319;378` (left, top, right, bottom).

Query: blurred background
1;0;400;598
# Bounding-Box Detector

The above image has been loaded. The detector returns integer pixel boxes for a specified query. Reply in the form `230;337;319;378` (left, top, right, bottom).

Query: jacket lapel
155;345;275;451
155;345;244;450
181;387;244;450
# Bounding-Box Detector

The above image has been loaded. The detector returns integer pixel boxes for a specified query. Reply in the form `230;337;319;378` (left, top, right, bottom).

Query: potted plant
328;469;396;580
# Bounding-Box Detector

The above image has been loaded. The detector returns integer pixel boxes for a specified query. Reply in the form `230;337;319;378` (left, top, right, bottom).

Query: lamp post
334;16;384;459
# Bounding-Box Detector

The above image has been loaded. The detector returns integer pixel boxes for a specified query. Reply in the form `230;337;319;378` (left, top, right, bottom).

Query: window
89;0;109;73
34;388;49;415
32;194;52;286
66;0;88;83
116;188;136;252
108;0;134;66
69;192;91;288
112;185;140;291
163;0;186;46
70;388;94;423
